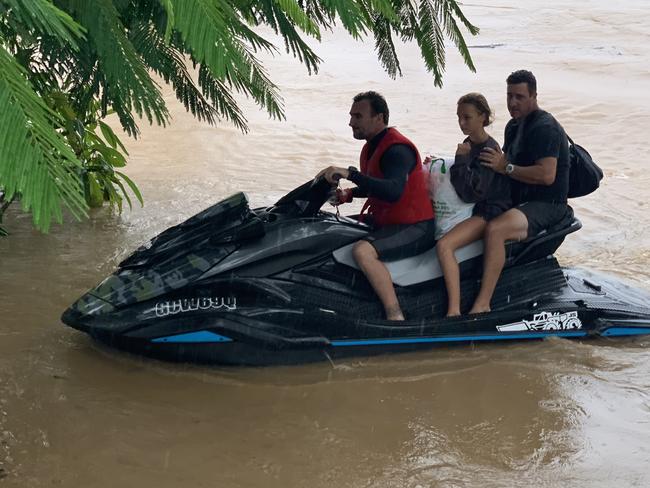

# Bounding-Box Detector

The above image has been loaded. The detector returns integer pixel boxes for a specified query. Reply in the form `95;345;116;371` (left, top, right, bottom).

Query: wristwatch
505;163;515;175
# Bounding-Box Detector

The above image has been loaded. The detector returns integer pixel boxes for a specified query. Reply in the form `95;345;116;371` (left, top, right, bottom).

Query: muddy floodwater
1;1;650;486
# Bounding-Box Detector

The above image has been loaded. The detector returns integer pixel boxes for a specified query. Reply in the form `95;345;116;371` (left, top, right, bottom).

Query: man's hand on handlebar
328;188;353;206
316;166;350;185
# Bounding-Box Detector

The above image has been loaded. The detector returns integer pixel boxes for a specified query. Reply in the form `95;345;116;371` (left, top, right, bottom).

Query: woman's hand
456;142;471;156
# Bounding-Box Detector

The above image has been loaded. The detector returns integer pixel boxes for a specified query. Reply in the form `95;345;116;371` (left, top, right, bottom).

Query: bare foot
446;311;461;318
386;305;405;321
468;305;491;315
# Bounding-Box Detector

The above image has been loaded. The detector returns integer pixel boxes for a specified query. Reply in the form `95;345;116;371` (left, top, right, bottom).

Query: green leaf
86;173;104;207
98;120;128;154
115;170;143;207
98;120;118;148
102;176;123;212
157;0;175;43
95;145;127;167
112;176;133;210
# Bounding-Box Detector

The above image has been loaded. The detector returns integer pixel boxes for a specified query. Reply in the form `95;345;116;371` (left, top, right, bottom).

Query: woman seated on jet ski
436;93;512;317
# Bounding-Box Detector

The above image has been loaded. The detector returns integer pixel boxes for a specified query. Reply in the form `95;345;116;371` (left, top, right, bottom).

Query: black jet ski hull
61;185;650;366
62;306;650;367
62;264;650;366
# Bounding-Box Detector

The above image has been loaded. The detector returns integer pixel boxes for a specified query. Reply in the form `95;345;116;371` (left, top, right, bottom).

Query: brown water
2;1;650;486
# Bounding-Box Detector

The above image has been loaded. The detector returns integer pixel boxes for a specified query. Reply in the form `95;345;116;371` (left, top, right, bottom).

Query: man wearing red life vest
318;91;435;321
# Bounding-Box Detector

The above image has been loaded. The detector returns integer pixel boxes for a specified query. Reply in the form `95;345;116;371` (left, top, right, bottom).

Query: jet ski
61;177;650;365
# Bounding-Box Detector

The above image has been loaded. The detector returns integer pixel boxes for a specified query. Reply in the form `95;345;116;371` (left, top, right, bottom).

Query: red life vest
360;128;434;227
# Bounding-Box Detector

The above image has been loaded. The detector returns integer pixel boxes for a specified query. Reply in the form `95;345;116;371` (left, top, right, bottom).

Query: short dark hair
507;70;537;95
353;91;389;124
457;92;494;127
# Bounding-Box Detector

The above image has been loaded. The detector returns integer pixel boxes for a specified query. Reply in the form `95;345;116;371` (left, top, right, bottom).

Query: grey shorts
363;218;436;261
516;201;569;238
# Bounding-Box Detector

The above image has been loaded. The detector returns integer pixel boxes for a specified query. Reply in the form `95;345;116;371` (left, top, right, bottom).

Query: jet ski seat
333;212;581;287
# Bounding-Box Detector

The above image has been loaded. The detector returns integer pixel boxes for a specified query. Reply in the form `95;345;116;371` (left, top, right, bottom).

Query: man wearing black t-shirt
317;91;435;320
471;70;570;314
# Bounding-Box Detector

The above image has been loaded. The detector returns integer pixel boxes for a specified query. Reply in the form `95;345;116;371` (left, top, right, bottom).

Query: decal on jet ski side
496;311;582;332
155;297;237;317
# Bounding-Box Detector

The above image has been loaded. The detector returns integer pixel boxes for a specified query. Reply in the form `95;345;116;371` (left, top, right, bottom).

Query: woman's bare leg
436;217;487;316
469;209;529;314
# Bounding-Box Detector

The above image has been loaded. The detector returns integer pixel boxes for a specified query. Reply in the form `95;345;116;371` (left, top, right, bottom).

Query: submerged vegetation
0;0;478;235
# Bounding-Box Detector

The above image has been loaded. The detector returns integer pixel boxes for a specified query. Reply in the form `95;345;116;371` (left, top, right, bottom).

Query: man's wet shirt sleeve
348;144;416;202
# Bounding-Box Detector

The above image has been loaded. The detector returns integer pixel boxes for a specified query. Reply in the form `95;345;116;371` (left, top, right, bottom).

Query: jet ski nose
61;292;116;331
61;306;86;331
72;292;116;316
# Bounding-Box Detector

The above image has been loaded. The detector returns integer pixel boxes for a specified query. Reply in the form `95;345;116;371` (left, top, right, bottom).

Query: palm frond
197;65;248;132
223;41;285;121
388;0;478;87
131;21;222;126
415;0;447;87
372;15;401;78
1;0;85;47
446;0;480;35
63;0;169;136
270;2;322;74
170;0;245;78
366;0;398;23
316;0;368;39
198;66;248;132
156;0;175;42
0;47;87;232
438;0;478;72
170;0;284;121
293;0;335;28
273;0;320;37
242;0;321;74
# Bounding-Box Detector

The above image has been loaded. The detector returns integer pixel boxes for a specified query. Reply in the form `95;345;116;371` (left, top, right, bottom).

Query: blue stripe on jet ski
330;330;588;347
601;327;650;337
152;331;233;343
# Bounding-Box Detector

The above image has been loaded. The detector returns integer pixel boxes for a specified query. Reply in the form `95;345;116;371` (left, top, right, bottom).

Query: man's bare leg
352;240;404;321
469;209;529;314
436;217;487;316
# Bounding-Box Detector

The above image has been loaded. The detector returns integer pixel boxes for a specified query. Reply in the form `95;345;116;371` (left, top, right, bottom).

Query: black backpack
567;136;603;198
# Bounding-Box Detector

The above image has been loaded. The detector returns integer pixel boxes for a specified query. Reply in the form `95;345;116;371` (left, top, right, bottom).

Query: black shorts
363;218;436;261
516;201;569;238
472;202;509;222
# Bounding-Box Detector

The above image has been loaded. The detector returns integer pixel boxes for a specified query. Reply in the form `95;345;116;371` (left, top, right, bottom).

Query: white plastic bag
425;156;474;239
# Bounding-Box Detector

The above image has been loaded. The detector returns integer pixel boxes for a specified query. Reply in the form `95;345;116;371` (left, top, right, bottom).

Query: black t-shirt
503;109;570;204
348;129;416;202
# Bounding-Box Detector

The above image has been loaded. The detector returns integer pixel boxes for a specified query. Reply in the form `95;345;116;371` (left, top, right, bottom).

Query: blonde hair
457;93;494;127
